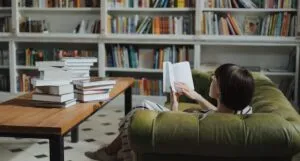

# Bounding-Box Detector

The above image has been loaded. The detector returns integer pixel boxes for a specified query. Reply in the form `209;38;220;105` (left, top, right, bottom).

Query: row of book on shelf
17;48;98;66
202;12;297;36
0;16;11;33
0;72;9;92
0;49;9;66
106;45;193;69
132;79;163;96
19;17;101;34
108;0;195;8
205;0;297;9
107;15;194;34
19;0;100;8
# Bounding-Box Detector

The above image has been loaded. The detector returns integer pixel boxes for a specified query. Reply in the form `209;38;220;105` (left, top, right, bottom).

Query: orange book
25;48;31;66
201;14;206;34
75;0;80;8
156;17;160;34
281;12;288;36
159;49;164;69
227;13;242;35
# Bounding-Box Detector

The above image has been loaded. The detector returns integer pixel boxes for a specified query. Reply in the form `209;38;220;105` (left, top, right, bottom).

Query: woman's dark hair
214;63;254;111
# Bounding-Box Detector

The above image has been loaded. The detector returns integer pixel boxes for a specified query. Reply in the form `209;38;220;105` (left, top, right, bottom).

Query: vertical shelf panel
9;41;17;93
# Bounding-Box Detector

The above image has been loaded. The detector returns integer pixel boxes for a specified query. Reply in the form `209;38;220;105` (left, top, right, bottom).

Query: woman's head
209;64;254;111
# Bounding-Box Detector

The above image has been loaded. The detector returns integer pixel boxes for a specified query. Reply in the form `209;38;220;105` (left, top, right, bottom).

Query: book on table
163;61;194;93
32;99;77;108
73;77;116;102
35;84;74;95
32;93;75;103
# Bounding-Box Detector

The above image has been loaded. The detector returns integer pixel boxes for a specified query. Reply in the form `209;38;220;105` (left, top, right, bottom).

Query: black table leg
125;87;132;115
71;126;79;143
49;135;64;161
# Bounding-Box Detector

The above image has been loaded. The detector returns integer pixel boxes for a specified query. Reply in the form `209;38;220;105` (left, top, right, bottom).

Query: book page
173;61;194;92
163;61;175;92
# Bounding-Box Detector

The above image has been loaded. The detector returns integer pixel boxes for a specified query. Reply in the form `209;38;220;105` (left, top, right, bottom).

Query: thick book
75;85;115;90
35;84;74;95
163;61;194;93
33;99;77;108
73;77;116;87
35;61;65;67
39;67;73;81
74;89;110;95
31;78;72;87
32;93;74;103
61;57;97;63
75;93;110;102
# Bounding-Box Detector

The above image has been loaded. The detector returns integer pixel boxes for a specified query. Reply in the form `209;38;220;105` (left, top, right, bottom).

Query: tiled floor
0;94;166;161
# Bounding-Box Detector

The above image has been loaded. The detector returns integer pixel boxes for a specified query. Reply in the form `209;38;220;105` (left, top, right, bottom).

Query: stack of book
35;57;97;81
73;78;116;102
31;64;76;108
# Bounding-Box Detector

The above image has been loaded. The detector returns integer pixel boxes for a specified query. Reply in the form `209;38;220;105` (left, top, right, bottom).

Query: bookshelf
0;0;299;107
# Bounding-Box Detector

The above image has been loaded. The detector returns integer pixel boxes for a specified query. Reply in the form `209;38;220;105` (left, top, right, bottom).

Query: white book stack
35;57;97;81
73;77;116;102
31;62;76;108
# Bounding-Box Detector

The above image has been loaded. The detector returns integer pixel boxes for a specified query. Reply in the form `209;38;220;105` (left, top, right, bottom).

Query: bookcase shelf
104;34;195;44
107;8;195;13
199;35;298;45
19;7;100;13
106;67;163;73
16;33;99;43
202;8;298;12
0;7;11;12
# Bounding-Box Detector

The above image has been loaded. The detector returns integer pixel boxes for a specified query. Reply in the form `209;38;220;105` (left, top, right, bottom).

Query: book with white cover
39;67;73;81
163;61;194;93
35;84;74;95
73;78;116;87
62;57;97;63
33;99;77;108
31;78;72;87
32;93;74;103
75;85;115;90
36;61;65;67
140;100;170;112
75;93;110;102
74;89;110;95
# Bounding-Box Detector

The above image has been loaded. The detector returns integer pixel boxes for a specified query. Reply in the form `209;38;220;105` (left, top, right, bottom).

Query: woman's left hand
170;87;179;111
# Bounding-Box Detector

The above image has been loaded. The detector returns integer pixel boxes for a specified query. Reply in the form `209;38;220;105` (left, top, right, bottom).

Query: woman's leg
105;134;122;154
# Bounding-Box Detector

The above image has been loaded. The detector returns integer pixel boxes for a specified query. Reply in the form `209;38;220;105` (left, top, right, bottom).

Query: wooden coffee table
0;77;134;161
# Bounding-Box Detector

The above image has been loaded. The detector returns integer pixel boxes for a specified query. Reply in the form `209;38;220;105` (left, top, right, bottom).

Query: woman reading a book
85;63;254;161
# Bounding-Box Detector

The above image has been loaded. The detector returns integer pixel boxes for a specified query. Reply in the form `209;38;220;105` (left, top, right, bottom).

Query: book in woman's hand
163;61;194;93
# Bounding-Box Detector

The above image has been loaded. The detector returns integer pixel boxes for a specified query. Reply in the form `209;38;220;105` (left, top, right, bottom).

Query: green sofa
128;70;300;161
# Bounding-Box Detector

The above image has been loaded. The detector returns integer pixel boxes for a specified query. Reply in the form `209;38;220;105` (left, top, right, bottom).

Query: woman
85;63;255;161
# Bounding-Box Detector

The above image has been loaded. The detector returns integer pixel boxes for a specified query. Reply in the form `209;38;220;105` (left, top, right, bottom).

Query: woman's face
209;74;220;99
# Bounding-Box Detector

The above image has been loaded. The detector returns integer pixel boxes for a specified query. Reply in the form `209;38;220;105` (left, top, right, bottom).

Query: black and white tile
0;94;166;161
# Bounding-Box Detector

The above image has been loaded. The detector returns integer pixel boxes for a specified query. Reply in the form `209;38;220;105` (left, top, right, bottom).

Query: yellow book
107;15;112;33
177;0;184;8
271;14;278;36
201;14;206;34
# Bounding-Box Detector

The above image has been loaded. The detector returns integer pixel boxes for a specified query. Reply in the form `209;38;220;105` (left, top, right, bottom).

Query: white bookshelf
0;0;299;105
202;8;297;12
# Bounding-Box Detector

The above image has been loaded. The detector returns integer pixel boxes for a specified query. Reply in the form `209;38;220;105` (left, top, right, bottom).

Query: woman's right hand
174;82;200;100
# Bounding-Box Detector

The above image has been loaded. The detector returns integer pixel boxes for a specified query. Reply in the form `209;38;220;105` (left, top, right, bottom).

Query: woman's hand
170;87;178;111
174;82;200;100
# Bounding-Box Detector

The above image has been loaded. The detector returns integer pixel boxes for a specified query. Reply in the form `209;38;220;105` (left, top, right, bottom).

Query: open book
163;61;194;93
141;100;170;112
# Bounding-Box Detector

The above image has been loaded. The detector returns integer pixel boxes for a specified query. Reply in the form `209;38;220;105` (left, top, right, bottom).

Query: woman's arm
175;82;217;111
170;88;179;111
